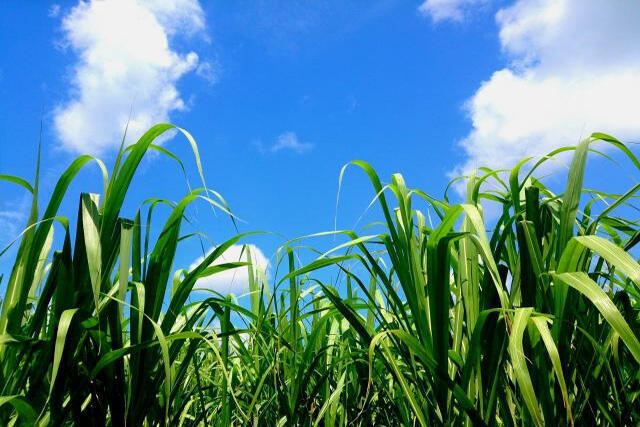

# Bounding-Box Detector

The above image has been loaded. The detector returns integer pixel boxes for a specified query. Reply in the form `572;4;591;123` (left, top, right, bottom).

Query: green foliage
0;126;639;425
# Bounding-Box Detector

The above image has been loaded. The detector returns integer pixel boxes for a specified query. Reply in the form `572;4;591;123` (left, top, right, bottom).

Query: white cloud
53;0;209;154
454;0;640;177
265;131;314;154
189;244;269;296
419;0;486;23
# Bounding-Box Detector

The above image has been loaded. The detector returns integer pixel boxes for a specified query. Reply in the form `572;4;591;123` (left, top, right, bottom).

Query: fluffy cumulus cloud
189;244;269;296
53;0;208;154
442;0;640;176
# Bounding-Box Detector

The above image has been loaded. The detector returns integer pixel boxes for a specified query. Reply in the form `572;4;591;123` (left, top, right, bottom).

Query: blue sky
1;1;639;295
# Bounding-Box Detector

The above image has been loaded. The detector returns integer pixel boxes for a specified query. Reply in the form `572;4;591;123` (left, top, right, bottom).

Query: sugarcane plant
0;125;638;426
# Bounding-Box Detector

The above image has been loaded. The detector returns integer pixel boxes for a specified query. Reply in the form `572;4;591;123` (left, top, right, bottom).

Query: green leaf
0;395;37;423
552;272;640;363
50;308;79;395
508;308;544;426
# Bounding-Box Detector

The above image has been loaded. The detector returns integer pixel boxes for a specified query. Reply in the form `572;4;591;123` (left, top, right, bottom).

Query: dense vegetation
0;124;639;426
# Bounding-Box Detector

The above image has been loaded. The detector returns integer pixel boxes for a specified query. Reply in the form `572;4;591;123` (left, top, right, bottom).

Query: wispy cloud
419;0;486;23
196;61;218;84
257;131;314;154
0;211;25;243
53;0;210;154
0;196;30;245
48;4;61;18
